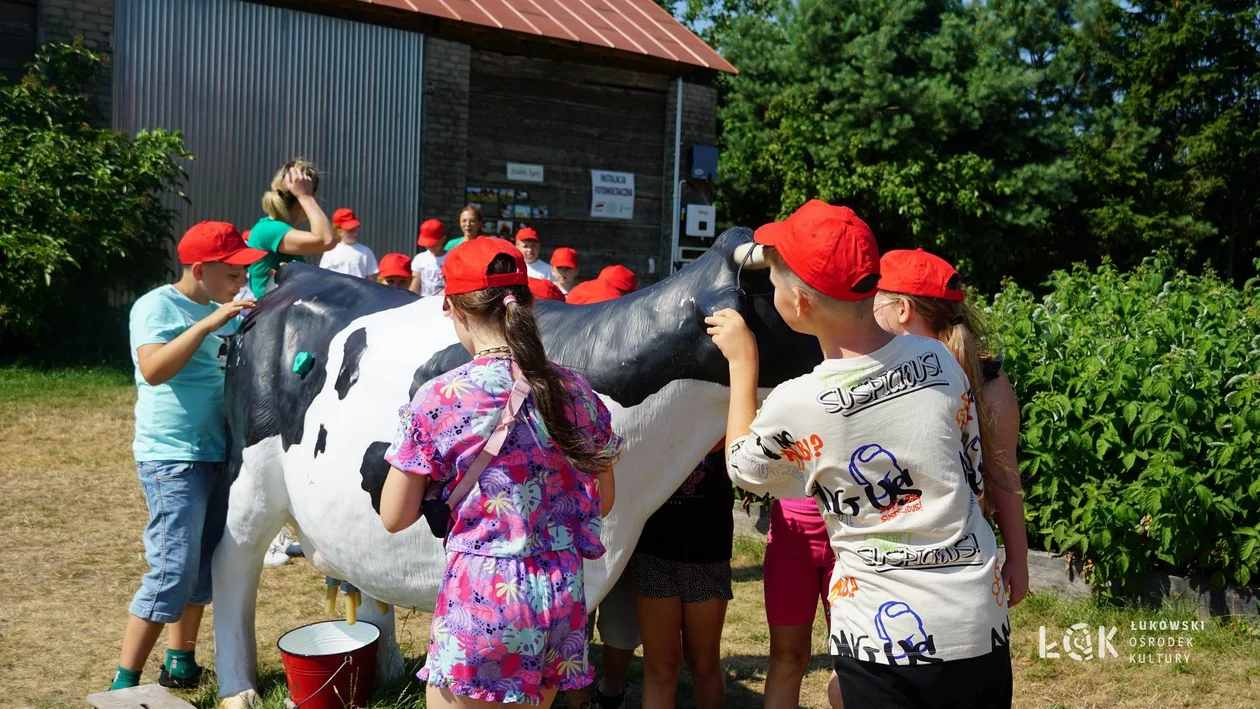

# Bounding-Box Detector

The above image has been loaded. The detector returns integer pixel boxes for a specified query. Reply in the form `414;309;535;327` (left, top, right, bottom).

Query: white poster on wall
507;162;544;183
590;170;635;219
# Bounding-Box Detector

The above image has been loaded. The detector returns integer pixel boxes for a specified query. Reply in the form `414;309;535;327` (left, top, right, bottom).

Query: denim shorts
129;461;230;623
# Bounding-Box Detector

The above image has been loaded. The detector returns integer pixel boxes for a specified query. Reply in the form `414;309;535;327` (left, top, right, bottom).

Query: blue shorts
129;461;230;623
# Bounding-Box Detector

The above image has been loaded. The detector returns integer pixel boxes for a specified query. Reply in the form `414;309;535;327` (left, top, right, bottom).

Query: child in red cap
528;276;566;302
319;207;378;279
379;238;622;707
550;247;580;295
515;227;552;281
566;264;637;305
111;222;265;691
707;201;1011;708
411;218;448;296
376;253;414;289
874;249;1029;608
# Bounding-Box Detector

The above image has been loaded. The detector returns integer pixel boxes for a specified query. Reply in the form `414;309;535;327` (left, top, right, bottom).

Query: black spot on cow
358;441;393;514
225;265;417;467
314;425;327;459
410;344;472;400
335;328;369;400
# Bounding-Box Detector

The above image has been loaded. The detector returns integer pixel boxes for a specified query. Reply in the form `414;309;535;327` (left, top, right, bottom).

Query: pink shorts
763;499;835;627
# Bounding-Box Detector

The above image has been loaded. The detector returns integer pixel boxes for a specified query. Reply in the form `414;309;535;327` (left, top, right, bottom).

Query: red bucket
277;620;380;708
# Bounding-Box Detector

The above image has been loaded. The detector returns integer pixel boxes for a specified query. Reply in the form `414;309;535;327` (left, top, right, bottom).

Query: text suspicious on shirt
727;335;1009;665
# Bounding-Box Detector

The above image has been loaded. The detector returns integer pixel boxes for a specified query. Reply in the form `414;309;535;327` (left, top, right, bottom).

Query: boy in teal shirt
110;222;265;691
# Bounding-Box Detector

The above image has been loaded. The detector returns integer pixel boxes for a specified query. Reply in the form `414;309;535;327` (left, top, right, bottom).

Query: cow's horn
734;242;769;270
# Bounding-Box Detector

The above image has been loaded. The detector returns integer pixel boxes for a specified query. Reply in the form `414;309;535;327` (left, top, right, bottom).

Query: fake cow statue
212;228;821;703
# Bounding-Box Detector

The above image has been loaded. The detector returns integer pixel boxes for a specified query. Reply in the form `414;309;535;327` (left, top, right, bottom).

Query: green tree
707;0;1082;290
1071;0;1260;281
0;40;190;353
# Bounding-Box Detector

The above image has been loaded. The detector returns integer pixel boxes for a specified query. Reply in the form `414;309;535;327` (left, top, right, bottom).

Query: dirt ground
1;367;1256;708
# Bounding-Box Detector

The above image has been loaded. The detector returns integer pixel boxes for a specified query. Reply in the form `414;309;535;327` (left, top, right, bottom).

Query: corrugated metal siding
113;0;424;268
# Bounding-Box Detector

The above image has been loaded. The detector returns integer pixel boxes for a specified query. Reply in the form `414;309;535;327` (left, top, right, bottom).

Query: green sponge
292;351;315;375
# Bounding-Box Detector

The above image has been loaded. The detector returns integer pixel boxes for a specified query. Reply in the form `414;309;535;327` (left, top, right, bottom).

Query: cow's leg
212;444;291;702
356;596;406;685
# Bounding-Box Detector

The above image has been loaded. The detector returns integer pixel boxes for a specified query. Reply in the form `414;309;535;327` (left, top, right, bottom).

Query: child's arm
706;309;808;499
380;466;428;533
409;274;422;294
984;372;1029;606
705;309;760;444
136;300;254;385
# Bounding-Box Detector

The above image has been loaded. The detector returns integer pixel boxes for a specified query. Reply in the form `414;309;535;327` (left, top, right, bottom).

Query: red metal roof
357;0;736;73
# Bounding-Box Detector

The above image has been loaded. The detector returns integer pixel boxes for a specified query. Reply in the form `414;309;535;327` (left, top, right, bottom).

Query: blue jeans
129;461;230;623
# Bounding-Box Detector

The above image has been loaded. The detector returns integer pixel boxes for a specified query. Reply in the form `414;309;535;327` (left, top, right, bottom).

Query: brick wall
38;0;113;121
419;36;470;236
659;79;719;275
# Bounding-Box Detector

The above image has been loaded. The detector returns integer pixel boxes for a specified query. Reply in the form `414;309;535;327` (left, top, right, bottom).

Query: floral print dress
385;355;620;704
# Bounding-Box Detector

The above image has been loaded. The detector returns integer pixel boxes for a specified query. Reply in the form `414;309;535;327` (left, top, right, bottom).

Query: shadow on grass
732;564;764;583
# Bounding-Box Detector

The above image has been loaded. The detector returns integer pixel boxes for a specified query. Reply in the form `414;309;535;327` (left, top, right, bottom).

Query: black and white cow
212;228;820;703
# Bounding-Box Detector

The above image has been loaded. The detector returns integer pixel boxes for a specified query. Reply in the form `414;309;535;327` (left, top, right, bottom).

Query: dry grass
0;366;1257;708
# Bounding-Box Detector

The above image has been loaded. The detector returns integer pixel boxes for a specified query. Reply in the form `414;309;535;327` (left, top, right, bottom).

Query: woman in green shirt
441;204;486;251
246;160;338;297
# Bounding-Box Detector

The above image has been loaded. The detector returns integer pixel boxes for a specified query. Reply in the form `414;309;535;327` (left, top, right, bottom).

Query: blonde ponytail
262;159;320;223
891;294;1016;511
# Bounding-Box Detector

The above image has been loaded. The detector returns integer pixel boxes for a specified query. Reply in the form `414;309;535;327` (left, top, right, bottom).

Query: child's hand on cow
200;299;256;333
706;308;758;365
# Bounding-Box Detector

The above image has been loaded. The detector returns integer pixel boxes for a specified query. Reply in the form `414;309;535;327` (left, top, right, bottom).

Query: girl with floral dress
380;237;622;708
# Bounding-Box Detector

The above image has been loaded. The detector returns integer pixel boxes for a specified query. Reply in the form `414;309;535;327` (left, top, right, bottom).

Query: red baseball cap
528;277;566;302
417;219;445;248
878;249;965;302
177;221;268;266
378;253;413;280
565;278;624;305
515;227;540;243
599;265;637;294
551;247;579;270
332;208;361;230
753;199;880;301
442;237;528;295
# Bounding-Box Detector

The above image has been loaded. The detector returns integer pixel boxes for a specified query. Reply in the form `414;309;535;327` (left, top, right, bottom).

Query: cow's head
685;226;821;390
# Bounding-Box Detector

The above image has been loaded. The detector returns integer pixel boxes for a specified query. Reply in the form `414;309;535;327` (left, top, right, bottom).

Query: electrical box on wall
690;145;718;181
685;204;716;237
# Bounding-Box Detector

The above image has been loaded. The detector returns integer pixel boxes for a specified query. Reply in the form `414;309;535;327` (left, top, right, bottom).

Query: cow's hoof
218;689;259;709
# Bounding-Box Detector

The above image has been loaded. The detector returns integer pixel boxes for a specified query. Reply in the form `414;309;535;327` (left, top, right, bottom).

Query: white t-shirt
319;242;378;278
728;335;1008;666
526;259;552;281
412;251;447;296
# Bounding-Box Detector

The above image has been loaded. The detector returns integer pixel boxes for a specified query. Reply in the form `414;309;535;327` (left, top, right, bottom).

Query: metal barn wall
113;0;424;265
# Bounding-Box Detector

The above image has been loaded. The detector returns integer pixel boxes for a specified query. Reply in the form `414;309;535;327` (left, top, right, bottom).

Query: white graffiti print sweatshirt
728;334;1010;665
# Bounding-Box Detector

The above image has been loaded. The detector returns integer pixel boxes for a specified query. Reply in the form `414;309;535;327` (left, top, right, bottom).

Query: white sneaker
264;528;297;567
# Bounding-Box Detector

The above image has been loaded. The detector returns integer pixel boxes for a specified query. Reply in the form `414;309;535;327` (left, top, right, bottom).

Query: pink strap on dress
445;361;532;510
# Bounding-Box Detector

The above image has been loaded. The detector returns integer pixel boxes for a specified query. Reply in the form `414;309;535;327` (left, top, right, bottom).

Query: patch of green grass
0;364;131;402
